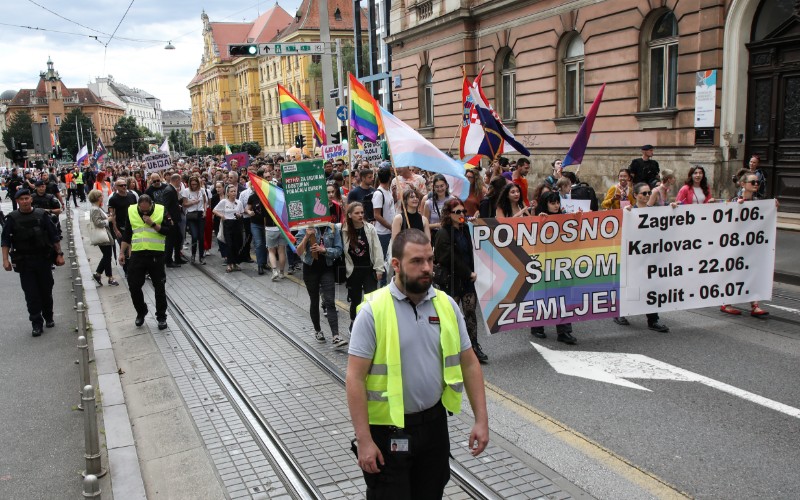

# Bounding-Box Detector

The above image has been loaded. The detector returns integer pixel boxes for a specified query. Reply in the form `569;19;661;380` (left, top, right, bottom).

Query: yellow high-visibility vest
128;204;165;252
358;286;463;427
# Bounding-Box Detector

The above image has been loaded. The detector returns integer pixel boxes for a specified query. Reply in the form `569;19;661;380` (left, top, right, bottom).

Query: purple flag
562;83;606;168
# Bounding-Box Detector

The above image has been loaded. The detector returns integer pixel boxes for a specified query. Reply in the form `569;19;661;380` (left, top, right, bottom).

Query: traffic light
331;132;341;145
299;135;306;148
294;135;301;148
229;44;259;57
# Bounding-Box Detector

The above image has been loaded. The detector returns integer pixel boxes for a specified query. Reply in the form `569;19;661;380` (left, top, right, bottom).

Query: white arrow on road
531;342;800;419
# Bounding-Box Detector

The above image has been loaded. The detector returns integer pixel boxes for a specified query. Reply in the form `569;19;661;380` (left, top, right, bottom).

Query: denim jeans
187;216;205;258
251;223;267;266
302;263;338;336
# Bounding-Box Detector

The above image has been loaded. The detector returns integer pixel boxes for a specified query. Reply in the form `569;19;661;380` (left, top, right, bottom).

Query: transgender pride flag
379;106;470;201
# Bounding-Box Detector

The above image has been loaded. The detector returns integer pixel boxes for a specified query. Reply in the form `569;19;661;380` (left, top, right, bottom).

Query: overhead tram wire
26;0;109;36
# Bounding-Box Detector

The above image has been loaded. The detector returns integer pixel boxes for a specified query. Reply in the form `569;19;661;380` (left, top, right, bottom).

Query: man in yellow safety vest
346;228;489;498
119;194;173;330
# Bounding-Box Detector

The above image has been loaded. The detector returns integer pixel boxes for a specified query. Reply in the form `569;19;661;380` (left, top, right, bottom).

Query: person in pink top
674;165;714;205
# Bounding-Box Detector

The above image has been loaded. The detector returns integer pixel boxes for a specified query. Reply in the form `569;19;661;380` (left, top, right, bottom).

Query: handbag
186;210;202;221
432;262;451;291
89;224;113;246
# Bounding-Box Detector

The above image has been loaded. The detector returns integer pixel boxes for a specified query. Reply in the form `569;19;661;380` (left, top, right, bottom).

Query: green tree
198;146;212;156
1;110;34;160
58;108;95;159
112;116;145;157
230;143;242;154
211;144;225;156
185;147;198;157
241;141;262;157
168;129;192;154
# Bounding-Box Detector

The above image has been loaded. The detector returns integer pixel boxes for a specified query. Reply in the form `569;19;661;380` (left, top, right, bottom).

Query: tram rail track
191;263;503;500
165;292;322;499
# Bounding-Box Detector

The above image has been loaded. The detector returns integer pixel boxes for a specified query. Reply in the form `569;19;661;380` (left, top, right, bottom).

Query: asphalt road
477;281;800;499
0;255;84;499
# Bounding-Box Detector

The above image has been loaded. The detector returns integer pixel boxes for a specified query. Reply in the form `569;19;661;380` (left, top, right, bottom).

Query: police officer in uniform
119;195;172;330
2;189;65;336
346;229;489;499
31;179;62;226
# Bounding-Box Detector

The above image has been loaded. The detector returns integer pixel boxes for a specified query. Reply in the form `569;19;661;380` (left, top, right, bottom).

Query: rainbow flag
278;84;325;146
248;172;297;251
225;142;232;155
315;109;326;147
349;73;383;142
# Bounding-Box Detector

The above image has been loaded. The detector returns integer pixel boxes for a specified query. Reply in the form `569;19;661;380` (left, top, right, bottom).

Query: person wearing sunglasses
615;183;670;332
433;198;488;362
719;173;777;318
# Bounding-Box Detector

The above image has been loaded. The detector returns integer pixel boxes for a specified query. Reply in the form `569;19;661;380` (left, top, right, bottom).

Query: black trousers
348;267;378;321
66;188;80;207
95;244;113;277
127;252;167;321
164;223;183;263
363;402;451;499
238;218;253;262
76;185;86;201
17;258;54;328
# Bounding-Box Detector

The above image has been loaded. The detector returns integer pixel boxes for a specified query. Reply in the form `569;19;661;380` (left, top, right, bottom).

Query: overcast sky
0;0;303;111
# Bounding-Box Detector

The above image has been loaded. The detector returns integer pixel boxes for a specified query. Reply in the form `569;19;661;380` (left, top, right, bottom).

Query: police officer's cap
15;189;31;199
34;180;45;187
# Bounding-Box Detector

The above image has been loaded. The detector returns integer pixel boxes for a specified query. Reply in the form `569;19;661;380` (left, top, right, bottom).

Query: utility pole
319;0;338;145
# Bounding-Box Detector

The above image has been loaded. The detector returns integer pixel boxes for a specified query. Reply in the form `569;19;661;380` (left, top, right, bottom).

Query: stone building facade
387;0;800;212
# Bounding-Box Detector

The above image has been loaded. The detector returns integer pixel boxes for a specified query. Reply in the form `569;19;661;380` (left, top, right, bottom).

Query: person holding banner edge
719;172;777;318
616;183;670;332
531;192;578;344
434;198;488;363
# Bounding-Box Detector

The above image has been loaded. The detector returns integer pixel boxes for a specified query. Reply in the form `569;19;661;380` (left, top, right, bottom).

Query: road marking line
484;381;691;499
766;303;800;315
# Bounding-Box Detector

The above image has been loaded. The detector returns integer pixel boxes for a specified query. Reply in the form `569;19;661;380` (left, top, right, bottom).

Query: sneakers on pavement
271;269;280;281
557;332;578;345
135;314;146;327
613;316;630;326
648;322;670;333
332;336;348;347
315;331;326;343
157;320;168;330
473;343;489;363
31;325;43;337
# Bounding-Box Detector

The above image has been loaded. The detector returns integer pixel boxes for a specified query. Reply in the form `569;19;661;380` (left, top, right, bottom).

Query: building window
561;34;585;117
497;50;516;121
646;11;678;110
419;66;434;127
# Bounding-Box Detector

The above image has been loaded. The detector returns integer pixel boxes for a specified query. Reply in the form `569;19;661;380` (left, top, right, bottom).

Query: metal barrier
76;331;89;411
82;474;100;498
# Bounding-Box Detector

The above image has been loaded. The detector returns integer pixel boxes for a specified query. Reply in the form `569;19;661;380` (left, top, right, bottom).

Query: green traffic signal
229;44;259;57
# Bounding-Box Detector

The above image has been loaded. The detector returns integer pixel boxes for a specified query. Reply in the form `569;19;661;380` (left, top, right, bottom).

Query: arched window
419;66;434;127
562;34;585;117
497;49;516;121
752;0;793;41
647;11;678;110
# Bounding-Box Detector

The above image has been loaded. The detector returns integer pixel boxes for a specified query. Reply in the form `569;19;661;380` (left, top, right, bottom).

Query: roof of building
210;5;293;62
278;0;365;39
108;79;157;101
162;109;192;119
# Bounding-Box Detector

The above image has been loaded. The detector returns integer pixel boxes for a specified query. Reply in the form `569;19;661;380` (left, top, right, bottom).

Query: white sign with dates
619;200;777;316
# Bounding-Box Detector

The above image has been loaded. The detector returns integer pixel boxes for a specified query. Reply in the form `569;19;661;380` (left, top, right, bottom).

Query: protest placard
280;159;330;228
619;200;776;316
562;199;591;214
144;152;171;173
322;144;348;160
472;211;623;333
224;152;249;169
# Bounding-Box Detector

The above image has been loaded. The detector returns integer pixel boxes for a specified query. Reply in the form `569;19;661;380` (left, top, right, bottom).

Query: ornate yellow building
188;7;293;148
259;0;367;155
189;1;366;155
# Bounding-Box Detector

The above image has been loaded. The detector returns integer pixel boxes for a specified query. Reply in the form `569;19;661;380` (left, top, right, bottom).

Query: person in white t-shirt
181;176;208;264
371;166;395;286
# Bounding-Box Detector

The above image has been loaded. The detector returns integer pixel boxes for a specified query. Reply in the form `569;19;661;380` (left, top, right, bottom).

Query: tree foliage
211;144;225;155
2;110;34;160
241;141;262;157
197;146;212;156
113;116;146;157
168;129;192;154
57;108;95;158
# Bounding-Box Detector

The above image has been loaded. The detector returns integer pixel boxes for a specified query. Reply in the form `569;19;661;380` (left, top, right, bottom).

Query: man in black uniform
31;180;62;240
2;189;65;336
119;195;172;330
628;144;661;188
7;168;24;211
145;173;183;267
